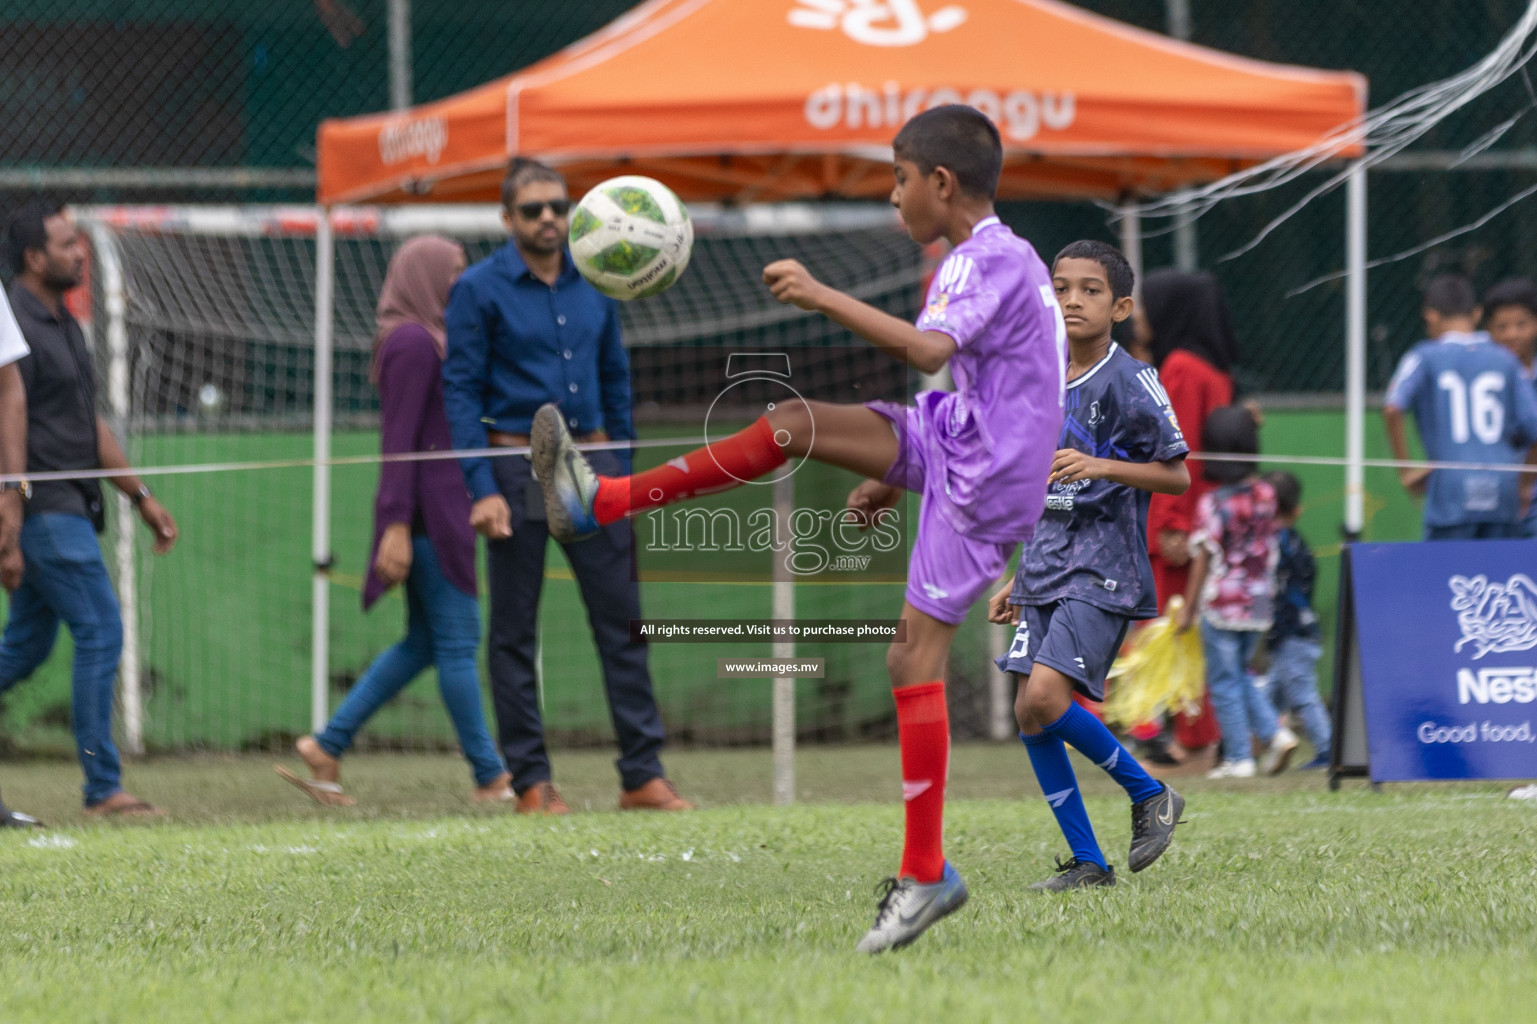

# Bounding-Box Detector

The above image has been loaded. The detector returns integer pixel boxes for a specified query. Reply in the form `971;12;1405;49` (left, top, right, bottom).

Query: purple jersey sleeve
916;250;1002;349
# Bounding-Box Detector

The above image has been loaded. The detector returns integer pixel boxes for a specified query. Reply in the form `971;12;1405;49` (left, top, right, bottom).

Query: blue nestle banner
1350;539;1537;781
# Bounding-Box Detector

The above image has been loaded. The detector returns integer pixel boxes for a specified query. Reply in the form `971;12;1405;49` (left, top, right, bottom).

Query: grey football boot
855;862;970;954
1128;784;1185;873
530;404;602;543
1027;857;1116;892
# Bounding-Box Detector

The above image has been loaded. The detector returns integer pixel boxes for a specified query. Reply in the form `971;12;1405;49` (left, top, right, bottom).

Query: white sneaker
1261;726;1300;776
1507;784;1537;801
854;862;969;954
1206;758;1257;779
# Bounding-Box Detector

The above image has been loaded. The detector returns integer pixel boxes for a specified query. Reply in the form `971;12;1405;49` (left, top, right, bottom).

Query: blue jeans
0;514;124;806
1267;636;1332;754
316;536;505;786
1200;622;1279;763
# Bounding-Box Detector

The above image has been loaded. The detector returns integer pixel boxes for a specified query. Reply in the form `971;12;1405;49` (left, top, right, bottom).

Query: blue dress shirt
443;241;634;501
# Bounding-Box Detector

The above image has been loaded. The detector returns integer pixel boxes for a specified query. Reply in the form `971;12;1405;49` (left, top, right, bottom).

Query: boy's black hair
892;105;1002;201
1054;240;1135;301
1421;273;1478;318
1264;470;1302;517
1201;406;1259;485
501;157;565;209
1482;276;1537;319
4;198;65;277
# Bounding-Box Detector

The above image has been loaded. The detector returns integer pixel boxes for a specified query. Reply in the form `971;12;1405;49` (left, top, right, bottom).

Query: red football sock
894;680;949;884
592;416;787;525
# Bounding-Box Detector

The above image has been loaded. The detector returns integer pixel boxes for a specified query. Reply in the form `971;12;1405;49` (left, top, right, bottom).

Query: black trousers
487;451;666;793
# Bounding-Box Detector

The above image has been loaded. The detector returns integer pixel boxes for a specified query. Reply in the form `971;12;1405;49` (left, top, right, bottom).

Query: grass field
4;745;1535;1023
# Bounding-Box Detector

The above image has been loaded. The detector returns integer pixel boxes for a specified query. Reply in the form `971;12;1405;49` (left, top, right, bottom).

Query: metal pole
311;208;336;734
1344;162;1368;538
1165;0;1191;39
93;225;143;756
388;0;413;111
771;472;795;805
1119;201;1144;299
1165;0;1198;270
989;620;1011;740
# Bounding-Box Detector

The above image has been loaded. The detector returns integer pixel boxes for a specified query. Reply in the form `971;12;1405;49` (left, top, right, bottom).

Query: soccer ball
568;176;693;301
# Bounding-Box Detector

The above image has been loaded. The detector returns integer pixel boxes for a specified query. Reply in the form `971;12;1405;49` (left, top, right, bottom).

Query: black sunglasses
514;199;572;220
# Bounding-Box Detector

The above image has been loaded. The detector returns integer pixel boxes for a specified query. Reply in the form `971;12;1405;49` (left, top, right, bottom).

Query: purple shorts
867;399;1017;626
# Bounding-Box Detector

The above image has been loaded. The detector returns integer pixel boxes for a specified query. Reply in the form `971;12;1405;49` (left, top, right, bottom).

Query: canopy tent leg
1344;162;1367;539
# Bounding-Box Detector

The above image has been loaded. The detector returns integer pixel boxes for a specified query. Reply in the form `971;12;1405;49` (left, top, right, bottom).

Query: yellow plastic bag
1102;596;1206;730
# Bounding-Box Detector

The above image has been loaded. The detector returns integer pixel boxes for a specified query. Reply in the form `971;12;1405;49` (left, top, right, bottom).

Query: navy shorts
992;599;1132;702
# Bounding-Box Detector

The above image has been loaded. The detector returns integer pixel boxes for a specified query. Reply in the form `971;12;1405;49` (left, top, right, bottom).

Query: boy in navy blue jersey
1262;471;1331;770
989;241;1190;890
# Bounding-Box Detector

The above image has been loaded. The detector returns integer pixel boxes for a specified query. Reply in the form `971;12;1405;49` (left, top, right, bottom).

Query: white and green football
568;175;693;301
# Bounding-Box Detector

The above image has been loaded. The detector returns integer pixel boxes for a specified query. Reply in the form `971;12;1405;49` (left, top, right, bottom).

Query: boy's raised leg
532;400;900;543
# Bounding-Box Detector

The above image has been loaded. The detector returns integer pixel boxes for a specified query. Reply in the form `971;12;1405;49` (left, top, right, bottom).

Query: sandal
84;793;166;818
472;772;516;804
274;764;357;806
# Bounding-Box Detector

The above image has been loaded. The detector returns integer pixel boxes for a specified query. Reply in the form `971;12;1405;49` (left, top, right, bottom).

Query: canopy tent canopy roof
317;0;1366;205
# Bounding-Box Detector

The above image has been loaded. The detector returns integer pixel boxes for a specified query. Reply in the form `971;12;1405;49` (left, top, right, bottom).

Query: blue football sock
1042;703;1164;805
1021;730;1105;870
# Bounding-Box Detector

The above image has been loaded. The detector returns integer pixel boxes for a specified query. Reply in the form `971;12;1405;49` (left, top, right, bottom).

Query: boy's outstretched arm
764;259;957;374
1050;450;1190;495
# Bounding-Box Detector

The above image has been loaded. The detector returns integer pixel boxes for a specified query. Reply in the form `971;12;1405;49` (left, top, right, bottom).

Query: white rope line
1285;179;1537;297
1104;0;1537;260
0;435;681;485
2;437;1533;485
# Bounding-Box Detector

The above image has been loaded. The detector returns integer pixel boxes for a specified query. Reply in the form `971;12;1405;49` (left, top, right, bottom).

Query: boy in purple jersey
531;105;1066;953
987;241;1190;891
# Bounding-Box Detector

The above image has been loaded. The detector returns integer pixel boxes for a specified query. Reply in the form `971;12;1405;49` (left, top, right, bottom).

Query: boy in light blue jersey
1483;278;1537;537
989;241;1191;891
1384;273;1537;540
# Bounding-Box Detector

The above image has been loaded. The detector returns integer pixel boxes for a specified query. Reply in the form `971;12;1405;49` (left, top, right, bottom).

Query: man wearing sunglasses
442;158;690;815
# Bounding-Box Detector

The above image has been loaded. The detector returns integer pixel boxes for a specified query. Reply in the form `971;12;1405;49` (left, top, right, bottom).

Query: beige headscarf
371;234;464;380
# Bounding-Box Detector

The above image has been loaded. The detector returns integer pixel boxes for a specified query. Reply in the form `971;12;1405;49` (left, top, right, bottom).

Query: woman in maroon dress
277;236;511;804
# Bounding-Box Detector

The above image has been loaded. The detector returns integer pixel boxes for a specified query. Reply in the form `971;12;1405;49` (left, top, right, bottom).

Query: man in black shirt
0;200;178;817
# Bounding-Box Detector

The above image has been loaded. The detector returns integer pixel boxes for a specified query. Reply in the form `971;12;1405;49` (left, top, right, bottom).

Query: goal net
0;204;1007;757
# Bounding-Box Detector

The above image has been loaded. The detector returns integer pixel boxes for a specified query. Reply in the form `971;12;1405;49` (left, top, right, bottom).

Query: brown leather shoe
619;777;695;811
515;781;570;815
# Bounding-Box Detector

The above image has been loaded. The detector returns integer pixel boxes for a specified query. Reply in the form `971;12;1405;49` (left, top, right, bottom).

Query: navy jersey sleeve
1121;359;1190;463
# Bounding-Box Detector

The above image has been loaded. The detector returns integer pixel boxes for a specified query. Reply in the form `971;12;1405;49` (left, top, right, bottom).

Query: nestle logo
1457;667;1537;704
378;116;448;166
1449;573;1537;659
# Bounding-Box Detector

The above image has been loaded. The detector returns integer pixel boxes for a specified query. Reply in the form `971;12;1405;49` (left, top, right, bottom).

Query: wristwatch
130;484;152;507
0;479;31;501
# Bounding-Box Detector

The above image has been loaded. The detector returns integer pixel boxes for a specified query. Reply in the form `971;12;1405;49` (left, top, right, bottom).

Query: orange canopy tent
316;0;1366;205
